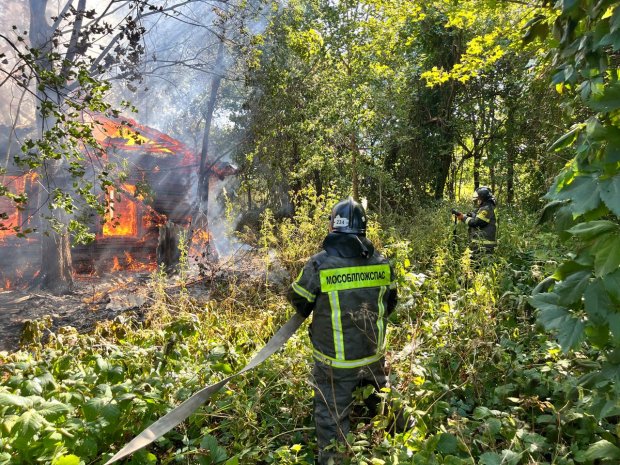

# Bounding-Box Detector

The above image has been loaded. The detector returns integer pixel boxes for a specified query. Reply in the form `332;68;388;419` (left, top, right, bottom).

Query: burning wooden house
0;117;237;288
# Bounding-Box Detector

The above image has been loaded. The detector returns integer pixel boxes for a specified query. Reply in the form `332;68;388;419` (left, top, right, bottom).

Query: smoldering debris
0;246;293;353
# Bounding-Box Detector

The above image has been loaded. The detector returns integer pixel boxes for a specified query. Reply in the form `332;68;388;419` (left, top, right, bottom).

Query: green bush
1;193;617;464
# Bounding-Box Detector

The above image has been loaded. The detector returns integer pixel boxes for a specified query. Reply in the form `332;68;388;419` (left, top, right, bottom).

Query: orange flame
102;185;138;237
92;115;196;166
0;175;27;241
4;279;10;290
112;256;121;271
189;228;212;258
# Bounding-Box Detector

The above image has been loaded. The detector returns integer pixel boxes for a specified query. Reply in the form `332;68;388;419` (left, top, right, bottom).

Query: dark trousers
311;360;388;464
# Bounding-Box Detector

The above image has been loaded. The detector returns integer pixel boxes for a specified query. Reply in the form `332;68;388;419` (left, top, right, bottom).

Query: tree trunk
157;221;182;273
506;149;515;206
40;211;73;294
473;149;481;190
313;169;323;197
433;147;452;200
31;0;74;294
351;134;359;201
197;38;226;216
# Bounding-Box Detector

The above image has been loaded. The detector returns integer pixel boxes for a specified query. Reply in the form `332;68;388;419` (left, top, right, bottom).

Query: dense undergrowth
1;193;617;465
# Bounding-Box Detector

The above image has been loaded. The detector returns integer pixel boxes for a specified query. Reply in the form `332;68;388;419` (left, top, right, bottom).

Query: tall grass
1;192;599;465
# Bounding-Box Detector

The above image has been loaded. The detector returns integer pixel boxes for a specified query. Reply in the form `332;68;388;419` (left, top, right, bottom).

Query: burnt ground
0;249;290;353
0;273;155;352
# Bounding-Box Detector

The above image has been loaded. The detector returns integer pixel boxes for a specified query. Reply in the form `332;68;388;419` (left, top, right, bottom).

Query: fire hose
104;313;305;465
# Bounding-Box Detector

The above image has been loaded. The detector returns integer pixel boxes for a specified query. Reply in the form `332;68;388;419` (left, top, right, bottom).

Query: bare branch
61;0;87;78
51;0;77;31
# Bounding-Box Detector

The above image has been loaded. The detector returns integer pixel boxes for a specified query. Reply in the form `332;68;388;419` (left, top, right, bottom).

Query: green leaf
583;440;620;461
473;406;492;419
584;280;613;325
537;200;568;225
603;269;620;303
15;408;48;437
561;0;579;14
558;316;585;352
82;397;118;423
585;324;610;347
500;450;522;465
200;434;228;463
101;402;121;424
554;270;591;305
1;414;18;435
436;433;458;454
600;175;620;216
567;220;618;239
588;82;620;112
552;260;591;280
52;455;81;465
549;124;584;152
529;292;566;317
521;432;549;452
38;400;72;420
555;175;601;216
0;392;33;409
609;313;620;343
593;233;620;276
485;418;502;436
536;301;585;352
522;15;549;44
479;452;501;465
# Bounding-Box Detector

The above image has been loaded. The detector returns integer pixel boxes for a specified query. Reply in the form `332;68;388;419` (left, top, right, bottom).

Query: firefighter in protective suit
288;198;402;464
455;186;497;255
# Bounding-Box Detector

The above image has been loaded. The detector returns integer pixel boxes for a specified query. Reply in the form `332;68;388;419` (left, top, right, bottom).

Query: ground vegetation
0;0;619;463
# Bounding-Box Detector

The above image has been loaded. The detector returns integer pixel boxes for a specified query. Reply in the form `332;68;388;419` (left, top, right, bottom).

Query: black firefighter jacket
465;201;497;247
288;233;397;369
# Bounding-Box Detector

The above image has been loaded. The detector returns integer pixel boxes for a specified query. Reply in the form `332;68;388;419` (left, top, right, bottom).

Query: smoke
103;0;273;258
0;0;275;287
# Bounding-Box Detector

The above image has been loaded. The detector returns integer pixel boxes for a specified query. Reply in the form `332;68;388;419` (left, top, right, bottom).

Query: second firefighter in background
455;186;497;255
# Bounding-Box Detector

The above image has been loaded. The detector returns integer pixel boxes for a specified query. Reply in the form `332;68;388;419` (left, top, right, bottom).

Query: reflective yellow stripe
476;208;491;223
377;286;386;351
320;264;391;292
329;291;345;360
292;282;315;302
313;349;383;368
472;239;496;245
465;216;472;225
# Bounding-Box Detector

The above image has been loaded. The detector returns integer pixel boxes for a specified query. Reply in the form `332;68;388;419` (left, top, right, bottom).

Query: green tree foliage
529;0;620;421
234;0;566;211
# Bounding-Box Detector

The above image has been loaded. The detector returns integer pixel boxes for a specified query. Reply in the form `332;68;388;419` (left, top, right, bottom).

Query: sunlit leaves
51;455;81;465
582;440;620;462
567;220;617;240
587;81;620;112
592;233;620;276
15;409;49;437
554;175;601;216
420;1;531;86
